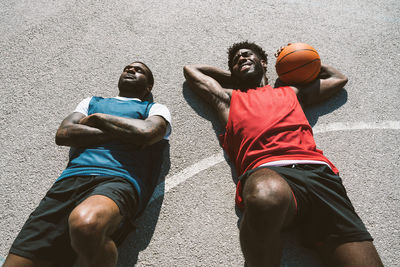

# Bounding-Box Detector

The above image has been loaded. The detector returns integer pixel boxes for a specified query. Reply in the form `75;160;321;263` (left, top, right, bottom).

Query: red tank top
220;85;338;175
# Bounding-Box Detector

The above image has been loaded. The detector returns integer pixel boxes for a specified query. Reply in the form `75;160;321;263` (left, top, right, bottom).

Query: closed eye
124;66;144;73
233;51;253;64
135;67;144;73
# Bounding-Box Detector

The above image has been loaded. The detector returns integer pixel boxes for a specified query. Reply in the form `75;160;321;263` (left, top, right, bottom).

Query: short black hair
133;61;154;88
227;41;268;71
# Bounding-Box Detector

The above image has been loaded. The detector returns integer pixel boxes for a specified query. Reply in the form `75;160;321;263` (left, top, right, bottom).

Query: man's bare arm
55;112;114;147
183;64;233;125
79;113;167;146
291;64;348;106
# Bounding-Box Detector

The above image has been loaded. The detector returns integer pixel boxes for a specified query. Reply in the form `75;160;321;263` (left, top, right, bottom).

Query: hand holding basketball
274;43;292;58
275;43;321;85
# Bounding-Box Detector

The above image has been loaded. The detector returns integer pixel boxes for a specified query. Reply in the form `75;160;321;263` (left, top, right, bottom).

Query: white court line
313;120;400;134
150;153;225;201
149;120;400;204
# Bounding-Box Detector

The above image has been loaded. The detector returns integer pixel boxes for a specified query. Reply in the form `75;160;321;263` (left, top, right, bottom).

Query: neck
237;75;268;90
118;91;144;100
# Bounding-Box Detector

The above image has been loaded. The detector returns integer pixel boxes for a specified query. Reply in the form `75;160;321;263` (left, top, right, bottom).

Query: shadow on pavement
117;142;170;266
304;89;348;127
183;81;239;183
182;81;225;136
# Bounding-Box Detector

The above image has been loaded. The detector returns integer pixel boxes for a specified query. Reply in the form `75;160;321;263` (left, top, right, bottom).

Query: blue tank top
57;97;165;200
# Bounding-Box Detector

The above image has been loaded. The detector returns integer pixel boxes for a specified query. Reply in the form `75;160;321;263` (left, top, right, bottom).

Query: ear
261;60;267;70
144;86;152;97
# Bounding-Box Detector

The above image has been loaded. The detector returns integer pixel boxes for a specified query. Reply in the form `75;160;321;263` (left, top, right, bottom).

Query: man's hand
274;43;292;58
78;114;98;127
55;112;114;147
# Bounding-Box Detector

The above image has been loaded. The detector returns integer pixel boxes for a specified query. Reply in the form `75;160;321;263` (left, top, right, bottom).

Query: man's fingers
275;46;286;58
275;43;294;58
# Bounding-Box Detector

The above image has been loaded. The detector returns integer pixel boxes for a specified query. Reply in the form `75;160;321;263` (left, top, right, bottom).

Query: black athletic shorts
237;164;373;249
9;175;138;266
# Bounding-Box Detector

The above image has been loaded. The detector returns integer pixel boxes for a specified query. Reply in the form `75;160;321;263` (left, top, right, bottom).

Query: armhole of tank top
225;90;236;132
88;96;101;115
282;87;301;109
145;102;154;118
287;86;303;103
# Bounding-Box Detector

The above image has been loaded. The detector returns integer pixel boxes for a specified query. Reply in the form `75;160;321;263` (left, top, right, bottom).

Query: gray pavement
1;0;399;266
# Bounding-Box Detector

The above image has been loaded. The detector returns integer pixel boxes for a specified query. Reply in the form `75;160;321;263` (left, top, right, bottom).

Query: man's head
227;41;268;88
118;61;154;100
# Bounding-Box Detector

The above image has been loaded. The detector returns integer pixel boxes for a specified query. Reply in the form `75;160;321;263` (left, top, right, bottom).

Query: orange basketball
275;43;321;85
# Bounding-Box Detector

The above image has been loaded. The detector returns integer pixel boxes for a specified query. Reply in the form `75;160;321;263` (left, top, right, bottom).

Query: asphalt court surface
1;0;399;266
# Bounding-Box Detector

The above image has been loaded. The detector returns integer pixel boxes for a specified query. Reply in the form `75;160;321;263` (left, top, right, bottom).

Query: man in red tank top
184;41;383;267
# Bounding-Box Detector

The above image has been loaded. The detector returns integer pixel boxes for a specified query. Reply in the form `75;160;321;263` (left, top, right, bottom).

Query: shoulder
272;85;302;102
272;85;297;93
74;96;94;116
149;103;171;124
148;102;172;139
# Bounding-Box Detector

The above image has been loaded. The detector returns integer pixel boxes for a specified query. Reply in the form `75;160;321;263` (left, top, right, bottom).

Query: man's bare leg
240;168;297;267
68;195;123;267
322;241;384;267
3;254;53;267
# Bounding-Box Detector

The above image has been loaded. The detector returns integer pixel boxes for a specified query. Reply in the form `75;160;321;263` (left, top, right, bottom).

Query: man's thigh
8;176;138;265
267;164;373;248
321;241;383;267
4;253;53;267
8;177;84;266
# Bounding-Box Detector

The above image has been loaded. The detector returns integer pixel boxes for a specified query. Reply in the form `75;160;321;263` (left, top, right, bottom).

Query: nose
238;55;247;65
126;66;135;73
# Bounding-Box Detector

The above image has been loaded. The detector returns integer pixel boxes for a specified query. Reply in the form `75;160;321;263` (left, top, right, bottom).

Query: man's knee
69;206;106;247
242;169;293;222
68;196;121;248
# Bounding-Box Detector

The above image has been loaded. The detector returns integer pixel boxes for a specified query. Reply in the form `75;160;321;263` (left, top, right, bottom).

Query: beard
118;76;148;96
233;61;265;89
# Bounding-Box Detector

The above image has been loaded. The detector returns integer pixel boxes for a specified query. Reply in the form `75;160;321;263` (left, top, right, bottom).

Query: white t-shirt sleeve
148;103;172;139
73;97;92;116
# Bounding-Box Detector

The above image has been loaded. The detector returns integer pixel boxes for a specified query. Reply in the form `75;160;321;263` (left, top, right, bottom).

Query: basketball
275;43;321;85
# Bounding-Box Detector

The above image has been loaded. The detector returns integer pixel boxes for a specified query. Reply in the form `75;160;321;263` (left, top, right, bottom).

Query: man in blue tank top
4;61;172;267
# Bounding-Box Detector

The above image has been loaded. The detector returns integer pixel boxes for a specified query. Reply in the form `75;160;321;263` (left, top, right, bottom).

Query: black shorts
9;175;138;266
237;164;373;249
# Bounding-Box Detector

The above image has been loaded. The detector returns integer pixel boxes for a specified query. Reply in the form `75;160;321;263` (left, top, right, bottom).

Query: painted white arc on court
150;154;225;202
149;120;400;204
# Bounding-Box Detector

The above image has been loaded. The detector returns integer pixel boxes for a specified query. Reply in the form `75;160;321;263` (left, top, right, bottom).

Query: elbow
341;76;349;88
337;73;348;89
183;65;189;75
183;64;202;80
330;76;348;95
183;64;194;72
183;65;194;80
335;72;348;88
135;123;166;146
140;128;163;146
55;136;65;146
55;128;69;146
55;133;66;146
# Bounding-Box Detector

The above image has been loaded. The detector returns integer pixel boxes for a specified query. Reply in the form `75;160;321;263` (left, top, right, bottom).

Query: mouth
124;73;136;80
239;61;253;72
